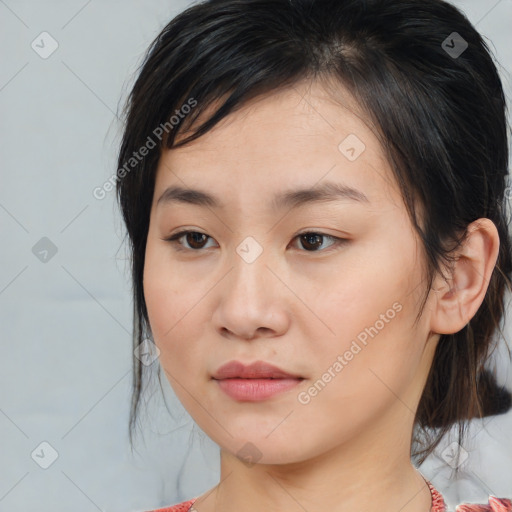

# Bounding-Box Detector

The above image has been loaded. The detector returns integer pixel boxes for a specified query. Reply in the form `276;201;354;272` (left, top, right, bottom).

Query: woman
115;0;512;510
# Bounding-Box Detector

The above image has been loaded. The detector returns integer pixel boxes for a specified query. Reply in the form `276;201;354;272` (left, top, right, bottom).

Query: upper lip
212;360;302;379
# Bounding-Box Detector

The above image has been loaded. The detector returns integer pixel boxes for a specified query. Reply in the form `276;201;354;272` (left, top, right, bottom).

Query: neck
199;415;432;512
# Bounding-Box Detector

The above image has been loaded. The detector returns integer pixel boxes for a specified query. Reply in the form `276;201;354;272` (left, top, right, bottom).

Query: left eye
292;232;344;251
163;230;348;253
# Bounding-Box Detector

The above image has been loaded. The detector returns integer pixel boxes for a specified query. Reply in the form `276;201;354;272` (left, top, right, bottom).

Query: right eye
163;230;216;251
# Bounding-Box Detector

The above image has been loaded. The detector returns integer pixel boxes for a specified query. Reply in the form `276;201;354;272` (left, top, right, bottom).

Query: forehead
153;79;399;211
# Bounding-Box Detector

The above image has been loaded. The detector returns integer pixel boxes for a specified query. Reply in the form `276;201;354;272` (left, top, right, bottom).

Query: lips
212;360;304;401
212;360;302;380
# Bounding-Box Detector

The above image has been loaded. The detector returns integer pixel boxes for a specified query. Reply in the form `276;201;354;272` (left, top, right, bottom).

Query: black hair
116;0;512;464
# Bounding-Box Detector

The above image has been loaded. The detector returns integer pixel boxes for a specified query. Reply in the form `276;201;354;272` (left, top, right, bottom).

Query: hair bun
474;369;512;418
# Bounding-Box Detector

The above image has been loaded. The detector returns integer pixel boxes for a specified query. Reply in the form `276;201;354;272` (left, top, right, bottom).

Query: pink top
147;482;512;512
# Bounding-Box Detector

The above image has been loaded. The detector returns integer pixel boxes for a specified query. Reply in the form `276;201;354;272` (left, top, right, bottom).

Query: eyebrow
156;181;369;211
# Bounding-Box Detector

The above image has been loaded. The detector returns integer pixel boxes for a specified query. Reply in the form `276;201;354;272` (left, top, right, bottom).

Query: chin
215;431;320;467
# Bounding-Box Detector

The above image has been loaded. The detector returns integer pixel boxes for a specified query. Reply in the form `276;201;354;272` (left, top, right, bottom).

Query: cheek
299;302;423;440
143;270;208;410
143;243;203;371
316;261;408;346
309;239;426;397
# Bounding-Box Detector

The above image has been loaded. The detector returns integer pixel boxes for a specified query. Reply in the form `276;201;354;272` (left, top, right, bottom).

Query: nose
211;243;290;341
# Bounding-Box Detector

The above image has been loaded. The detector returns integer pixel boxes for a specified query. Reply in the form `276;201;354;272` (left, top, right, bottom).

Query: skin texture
143;79;500;512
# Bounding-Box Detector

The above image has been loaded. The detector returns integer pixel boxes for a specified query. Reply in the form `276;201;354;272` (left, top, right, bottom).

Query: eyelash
162;230;349;253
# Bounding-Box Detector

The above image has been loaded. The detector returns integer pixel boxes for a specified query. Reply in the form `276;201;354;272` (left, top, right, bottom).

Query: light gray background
1;1;511;511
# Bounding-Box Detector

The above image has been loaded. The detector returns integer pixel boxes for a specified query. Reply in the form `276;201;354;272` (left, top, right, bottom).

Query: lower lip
215;378;303;401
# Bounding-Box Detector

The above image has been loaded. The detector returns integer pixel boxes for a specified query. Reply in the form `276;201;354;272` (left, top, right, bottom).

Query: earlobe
429;218;500;335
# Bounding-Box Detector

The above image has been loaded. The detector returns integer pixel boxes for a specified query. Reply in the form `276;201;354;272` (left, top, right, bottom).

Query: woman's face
143;80;439;465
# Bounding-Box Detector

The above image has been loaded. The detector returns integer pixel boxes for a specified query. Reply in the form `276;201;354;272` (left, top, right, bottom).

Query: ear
430;218;500;335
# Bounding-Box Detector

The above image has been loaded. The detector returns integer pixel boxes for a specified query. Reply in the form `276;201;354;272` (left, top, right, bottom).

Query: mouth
212;359;303;380
212;360;304;401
